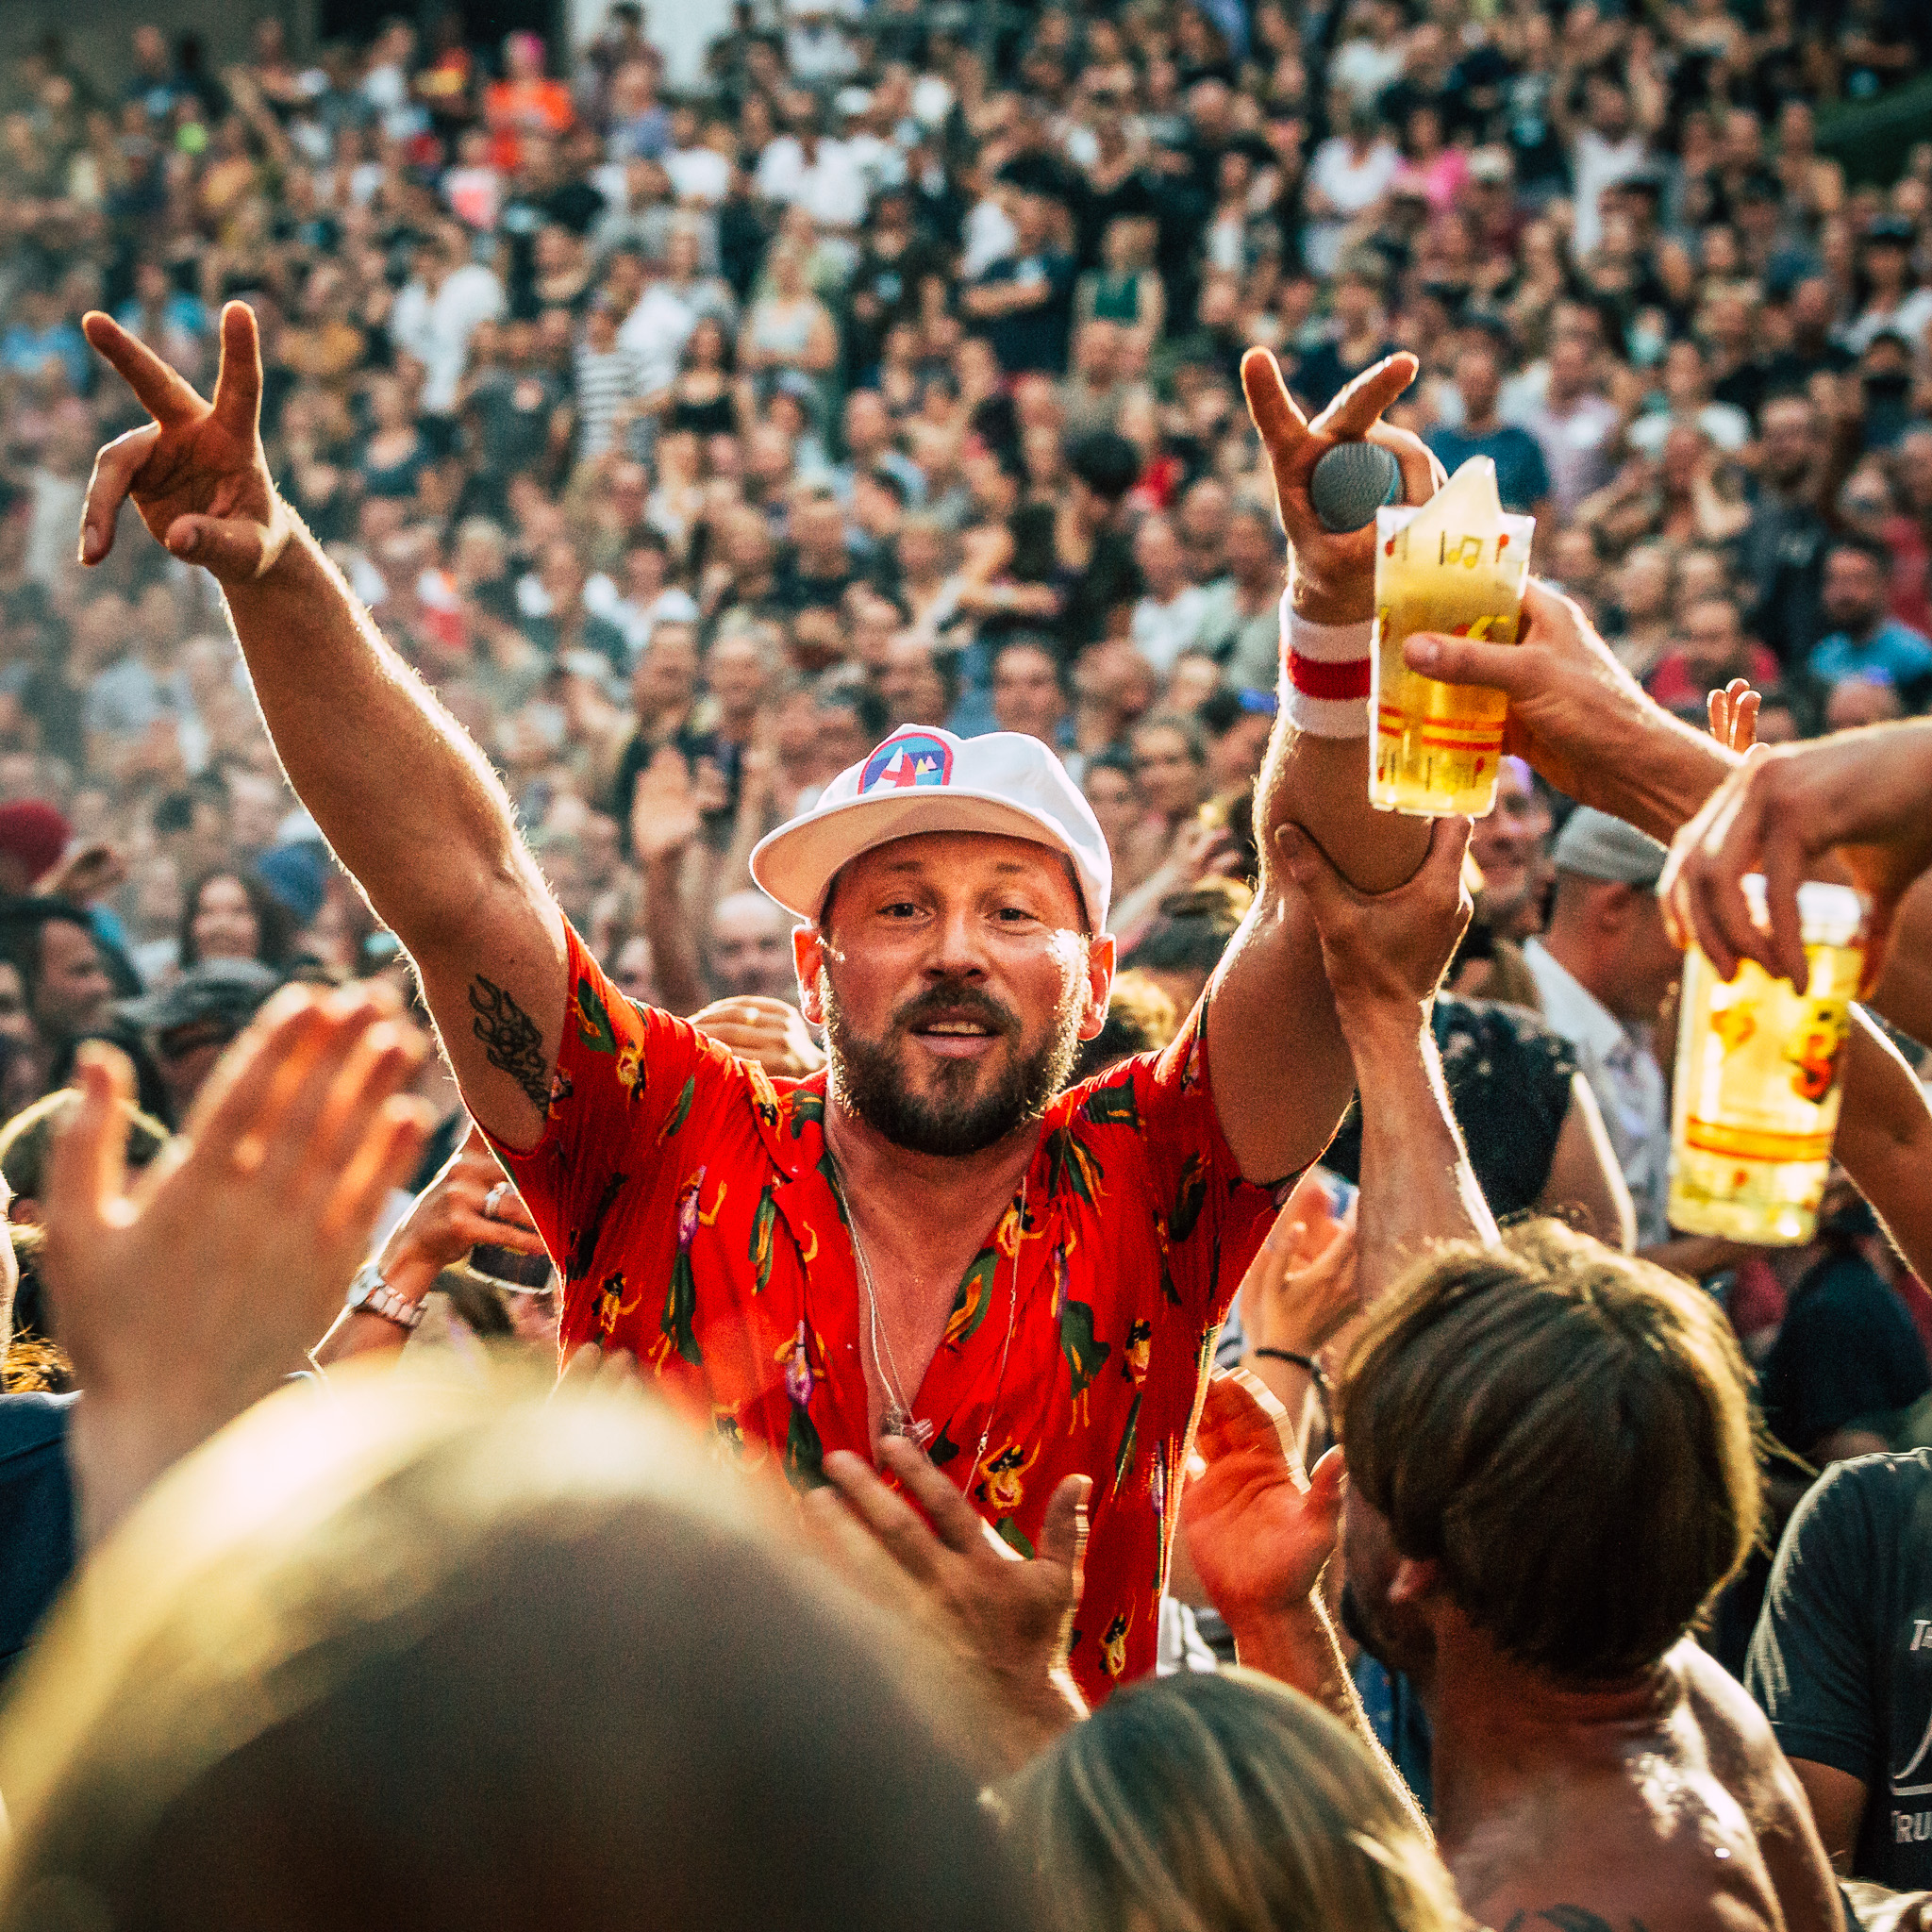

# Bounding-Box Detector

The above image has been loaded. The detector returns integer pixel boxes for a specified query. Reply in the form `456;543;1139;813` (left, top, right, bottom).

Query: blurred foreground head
0;1372;1022;1932
1001;1671;1464;1932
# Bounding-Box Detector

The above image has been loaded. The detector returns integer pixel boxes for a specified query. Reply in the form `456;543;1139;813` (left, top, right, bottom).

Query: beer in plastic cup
1370;457;1534;818
1667;877;1867;1245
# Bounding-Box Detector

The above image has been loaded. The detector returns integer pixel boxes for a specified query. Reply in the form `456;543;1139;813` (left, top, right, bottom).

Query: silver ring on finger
484;1181;510;1219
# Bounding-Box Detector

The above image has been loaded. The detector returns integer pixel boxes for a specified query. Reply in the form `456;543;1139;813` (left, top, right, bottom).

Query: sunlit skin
794;831;1111;1101
791;831;1115;1442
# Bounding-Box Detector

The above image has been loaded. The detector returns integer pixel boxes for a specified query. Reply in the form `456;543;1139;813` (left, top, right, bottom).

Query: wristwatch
344;1260;425;1332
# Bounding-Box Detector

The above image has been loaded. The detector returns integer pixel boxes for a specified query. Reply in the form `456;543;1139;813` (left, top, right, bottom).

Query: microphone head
1309;441;1402;534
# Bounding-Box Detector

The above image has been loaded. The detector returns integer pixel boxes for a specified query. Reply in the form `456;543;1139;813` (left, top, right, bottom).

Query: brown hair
1338;1220;1760;1681
1001;1671;1466;1932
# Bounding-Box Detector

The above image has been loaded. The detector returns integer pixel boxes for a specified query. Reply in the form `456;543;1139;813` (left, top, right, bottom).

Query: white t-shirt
1303;137;1401;275
618;281;702;395
1570;129;1649;260
391;262;506;412
1836;288;1932;357
666;144;732;206
1131;586;1210;675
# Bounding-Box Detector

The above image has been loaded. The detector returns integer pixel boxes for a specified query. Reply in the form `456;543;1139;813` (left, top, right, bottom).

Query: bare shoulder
1678;1644;1844;1932
1680;1644;1784;1777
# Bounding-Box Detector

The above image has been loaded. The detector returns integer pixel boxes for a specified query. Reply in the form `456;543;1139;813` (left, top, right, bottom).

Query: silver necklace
832;1162;1027;1482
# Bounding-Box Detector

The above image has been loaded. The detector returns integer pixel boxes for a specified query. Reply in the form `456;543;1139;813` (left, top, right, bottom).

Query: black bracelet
1251;1346;1326;1390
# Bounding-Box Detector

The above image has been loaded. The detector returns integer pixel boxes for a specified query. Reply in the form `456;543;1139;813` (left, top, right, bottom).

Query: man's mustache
891;981;1021;1040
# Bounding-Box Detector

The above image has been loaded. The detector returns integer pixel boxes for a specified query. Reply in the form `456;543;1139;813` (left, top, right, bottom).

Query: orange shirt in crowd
484;76;575;172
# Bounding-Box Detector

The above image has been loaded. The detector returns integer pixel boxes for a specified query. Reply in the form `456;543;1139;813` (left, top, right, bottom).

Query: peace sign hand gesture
1240;346;1444;626
79;300;291;585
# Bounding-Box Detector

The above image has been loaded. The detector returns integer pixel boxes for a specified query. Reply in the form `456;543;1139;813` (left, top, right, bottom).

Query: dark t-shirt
1747;1450;1932;1889
1424;424;1552;516
974;252;1075;375
0;1391;75;1688
1758;1254;1932;1459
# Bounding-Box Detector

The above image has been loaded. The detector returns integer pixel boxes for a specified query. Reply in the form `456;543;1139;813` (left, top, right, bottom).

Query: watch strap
346;1259;425;1332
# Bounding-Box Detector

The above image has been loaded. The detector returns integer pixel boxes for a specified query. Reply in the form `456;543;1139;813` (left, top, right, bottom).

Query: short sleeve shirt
491;925;1280;1704
1746;1450;1932;1888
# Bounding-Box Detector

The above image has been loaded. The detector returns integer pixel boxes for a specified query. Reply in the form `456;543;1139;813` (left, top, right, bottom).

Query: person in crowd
1807;539;1932;702
0;902;115;1097
1519;808;1679;1246
1749;1448;1932;1897
77;304;1449;1701
1003;1672;1465;1932
175;868;295;973
118;958;282;1126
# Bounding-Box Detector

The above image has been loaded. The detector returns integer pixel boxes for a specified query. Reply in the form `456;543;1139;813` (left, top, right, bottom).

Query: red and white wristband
1280;591;1373;740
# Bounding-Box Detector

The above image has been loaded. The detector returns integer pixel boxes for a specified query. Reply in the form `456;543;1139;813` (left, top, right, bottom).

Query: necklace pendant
882;1407;934;1448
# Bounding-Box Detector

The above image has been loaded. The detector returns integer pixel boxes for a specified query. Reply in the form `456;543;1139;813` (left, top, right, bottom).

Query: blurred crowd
1;2;1932;1925
0;0;1925;1139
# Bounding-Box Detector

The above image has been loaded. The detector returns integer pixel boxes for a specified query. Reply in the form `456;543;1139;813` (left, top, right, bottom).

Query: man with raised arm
80;302;1439;1701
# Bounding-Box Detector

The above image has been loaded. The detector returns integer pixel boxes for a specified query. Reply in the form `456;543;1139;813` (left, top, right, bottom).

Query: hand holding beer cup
1659;717;1932;995
1401;580;1723;841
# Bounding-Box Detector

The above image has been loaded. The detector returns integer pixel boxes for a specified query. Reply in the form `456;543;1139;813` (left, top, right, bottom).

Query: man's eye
881;901;922;918
996;906;1038;923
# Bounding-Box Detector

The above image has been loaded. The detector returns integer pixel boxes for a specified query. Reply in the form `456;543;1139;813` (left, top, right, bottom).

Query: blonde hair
1000;1672;1466;1932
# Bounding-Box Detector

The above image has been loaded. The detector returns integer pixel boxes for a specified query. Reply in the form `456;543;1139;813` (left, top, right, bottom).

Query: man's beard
822;973;1083;1158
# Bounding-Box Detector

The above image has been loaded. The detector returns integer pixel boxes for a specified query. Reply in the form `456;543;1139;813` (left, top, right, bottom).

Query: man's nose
922;905;990;979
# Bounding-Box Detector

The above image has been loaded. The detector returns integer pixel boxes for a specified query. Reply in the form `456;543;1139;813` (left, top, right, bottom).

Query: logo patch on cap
860;731;954;792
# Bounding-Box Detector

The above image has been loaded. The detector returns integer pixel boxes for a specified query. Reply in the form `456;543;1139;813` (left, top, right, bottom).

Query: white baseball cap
750;725;1111;932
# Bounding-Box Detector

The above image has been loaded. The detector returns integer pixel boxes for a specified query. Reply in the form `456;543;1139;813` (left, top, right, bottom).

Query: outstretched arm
1206;350;1446;1183
81;304;566;1150
1277;816;1496;1296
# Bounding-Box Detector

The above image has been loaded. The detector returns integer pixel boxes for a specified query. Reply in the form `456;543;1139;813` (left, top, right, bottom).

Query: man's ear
1077;932;1116;1042
794;924;826;1025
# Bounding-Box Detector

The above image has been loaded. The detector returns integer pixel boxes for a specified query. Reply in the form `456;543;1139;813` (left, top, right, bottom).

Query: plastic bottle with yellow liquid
1370;457;1535;817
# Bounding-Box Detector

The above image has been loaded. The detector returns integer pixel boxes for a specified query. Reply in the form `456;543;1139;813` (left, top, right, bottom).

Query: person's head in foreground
0;1373;1024;1932
1338;1220;1759;1689
750;724;1114;1159
1002;1671;1467;1932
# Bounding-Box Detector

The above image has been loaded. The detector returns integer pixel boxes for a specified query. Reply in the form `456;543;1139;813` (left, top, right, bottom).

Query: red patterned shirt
491;925;1280;1702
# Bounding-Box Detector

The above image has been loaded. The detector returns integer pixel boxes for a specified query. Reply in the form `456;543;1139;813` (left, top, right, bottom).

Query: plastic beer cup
1667;877;1868;1245
1369;459;1535;819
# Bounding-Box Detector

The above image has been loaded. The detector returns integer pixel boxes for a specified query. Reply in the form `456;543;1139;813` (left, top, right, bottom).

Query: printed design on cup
1368;458;1534;820
1668;878;1867;1246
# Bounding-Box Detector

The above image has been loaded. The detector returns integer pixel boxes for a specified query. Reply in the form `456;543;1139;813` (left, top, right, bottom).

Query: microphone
1308;441;1401;534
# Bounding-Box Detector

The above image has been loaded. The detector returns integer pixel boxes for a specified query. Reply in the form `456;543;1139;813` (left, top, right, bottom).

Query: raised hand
1240;1176;1360;1358
1660;719;1932;992
1181;1368;1343;1627
1401;579;1728;842
1277;810;1473;1022
1707;676;1760;756
630;745;704;868
1241;347;1444;625
317;1124;549;1365
812;1436;1089;1759
42;987;431;1544
80;302;290;583
689;995;824;1077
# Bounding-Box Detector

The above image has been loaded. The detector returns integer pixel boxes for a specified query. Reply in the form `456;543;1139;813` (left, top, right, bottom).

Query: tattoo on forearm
469;974;551;1112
